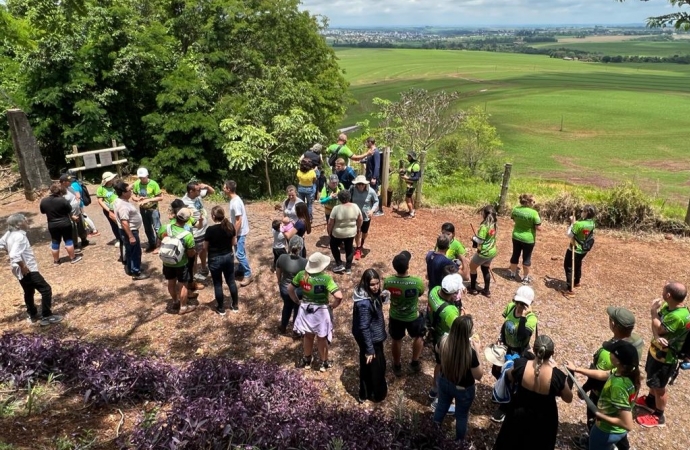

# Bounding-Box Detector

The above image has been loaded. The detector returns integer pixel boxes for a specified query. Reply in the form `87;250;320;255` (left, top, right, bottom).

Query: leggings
509;238;535;266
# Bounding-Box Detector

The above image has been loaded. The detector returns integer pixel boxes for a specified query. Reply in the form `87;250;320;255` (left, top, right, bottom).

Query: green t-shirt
157;223;195;267
406;162;421;187
502;302;538;350
383;275;425;322
650;304;690;364
328;143;353;166
96;185;117;210
571;219;595;254
132;179;162;210
427;286;460;342
320;183;344;215
596;372;636;434
291;271;339;306
595;335;645;371
442;238;466;260
477;223;498;258
511;206;541;244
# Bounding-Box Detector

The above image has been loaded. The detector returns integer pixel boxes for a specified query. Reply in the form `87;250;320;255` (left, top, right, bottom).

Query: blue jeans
434;377;475;441
297;185;314;218
236;235;251;278
123;229;142;276
208;253;238;309
589;425;626;450
141;208;161;250
279;286;301;328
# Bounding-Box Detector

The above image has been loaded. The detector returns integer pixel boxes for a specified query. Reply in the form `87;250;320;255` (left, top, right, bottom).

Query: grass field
530;39;690;56
337;48;690;206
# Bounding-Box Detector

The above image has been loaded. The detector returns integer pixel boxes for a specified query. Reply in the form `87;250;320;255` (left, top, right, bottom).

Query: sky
299;0;674;27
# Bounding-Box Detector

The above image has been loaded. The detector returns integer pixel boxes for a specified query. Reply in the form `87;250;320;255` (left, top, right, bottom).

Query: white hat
101;171;116;185
305;252;331;274
353;175;368;185
514;286;535;306
485;344;508;366
136;167;149;178
441;274;464;294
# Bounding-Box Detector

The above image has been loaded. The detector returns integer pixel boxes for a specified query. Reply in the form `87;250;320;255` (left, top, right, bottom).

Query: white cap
514;286;535;306
441;274;464;294
136;167;149;178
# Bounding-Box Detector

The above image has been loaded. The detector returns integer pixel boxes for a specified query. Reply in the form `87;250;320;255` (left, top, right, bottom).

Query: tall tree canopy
618;0;690;30
1;0;348;193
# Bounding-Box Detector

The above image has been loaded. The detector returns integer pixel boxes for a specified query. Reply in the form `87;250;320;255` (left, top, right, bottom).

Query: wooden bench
65;139;128;178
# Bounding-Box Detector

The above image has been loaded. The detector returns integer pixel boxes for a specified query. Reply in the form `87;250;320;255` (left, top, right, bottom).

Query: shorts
163;265;191;283
360;219;371;234
48;224;73;245
389;315;426;340
405;186;415;199
645;352;676;389
471;253;495;267
194;238;204;253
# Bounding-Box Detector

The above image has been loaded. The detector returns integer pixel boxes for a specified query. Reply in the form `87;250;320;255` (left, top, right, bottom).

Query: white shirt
0;230;39;280
283;197;304;223
229;196;250;237
181;194;208;239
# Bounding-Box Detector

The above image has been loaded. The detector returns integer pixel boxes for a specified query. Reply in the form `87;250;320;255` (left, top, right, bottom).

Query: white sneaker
194;272;207;281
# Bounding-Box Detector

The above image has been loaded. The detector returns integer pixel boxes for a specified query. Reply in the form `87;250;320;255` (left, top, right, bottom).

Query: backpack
78;181;92;206
159;224;191;265
574;225;595;252
327;144;344;168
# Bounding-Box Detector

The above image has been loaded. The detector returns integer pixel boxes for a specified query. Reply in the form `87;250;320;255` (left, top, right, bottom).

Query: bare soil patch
1;188;690;449
557;35;654;44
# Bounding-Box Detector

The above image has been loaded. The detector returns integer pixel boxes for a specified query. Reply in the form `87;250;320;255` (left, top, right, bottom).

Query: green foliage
618;1;690;30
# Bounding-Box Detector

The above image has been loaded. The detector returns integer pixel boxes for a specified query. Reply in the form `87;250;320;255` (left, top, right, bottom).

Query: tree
618;1;690;30
373;89;464;206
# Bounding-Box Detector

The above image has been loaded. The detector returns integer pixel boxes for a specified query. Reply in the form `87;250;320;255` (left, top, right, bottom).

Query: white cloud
299;0;673;27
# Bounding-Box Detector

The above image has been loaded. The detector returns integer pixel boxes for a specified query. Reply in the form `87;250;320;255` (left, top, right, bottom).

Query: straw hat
305;252;331;274
353;175;368;185
101;171;116;185
484;344;508;366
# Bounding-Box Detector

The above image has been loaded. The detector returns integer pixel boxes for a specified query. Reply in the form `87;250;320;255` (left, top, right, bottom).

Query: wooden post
497;163;512;214
71;145;82;180
380;147;391;209
685;198;690;226
112;139;122;177
414;150;427;209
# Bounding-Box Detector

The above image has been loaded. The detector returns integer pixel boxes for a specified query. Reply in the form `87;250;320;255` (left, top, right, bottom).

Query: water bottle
681;362;690;370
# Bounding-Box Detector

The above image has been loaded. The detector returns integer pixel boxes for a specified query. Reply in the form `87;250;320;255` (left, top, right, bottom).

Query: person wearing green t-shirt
132;167;164;252
400;151;421;219
562;205;596;297
383;250;426;377
440;223;469;280
635;282;690;428
426;274;464;402
509;194;542;285
327;134;354;170
469;205;497;298
571;306;643;450
566;340;640;450
158;208;197;314
289;252;343;372
96;171;123;261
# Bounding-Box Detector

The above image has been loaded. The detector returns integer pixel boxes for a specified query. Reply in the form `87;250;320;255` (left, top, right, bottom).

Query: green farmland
530;39;690;56
337;48;690;205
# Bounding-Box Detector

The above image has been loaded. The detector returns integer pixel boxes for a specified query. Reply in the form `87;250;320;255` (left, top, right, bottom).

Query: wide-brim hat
353;175;368;185
305;252;331;274
485;344;508;367
101;171;117;185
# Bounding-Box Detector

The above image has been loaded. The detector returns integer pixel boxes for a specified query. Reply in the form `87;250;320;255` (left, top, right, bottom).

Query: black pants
272;248;287;270
330;236;355;269
73;215;87;246
103;209;124;261
564;249;587;290
356;340;388;402
18;272;52;318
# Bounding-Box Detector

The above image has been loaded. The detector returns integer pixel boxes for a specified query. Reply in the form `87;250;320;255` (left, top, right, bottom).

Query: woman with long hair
276;185;303;223
296;158;317;220
39;183;82;265
282;202;312;258
493;335;573;450
566;341;640;450
434;315;483;443
508;194;542;285
352;269;389;403
469;205;498;298
203;206;238;315
276;236;307;335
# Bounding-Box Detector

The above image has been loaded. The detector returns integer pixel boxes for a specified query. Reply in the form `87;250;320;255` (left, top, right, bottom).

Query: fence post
414;150;427;209
380;147;391;209
685;198;690;226
112;139;122;177
497;163;512;214
71;145;83;180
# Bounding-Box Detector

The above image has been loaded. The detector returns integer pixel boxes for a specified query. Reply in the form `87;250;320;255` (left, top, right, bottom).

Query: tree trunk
6;109;52;200
497;163;512;214
414;150;427;209
264;158;272;197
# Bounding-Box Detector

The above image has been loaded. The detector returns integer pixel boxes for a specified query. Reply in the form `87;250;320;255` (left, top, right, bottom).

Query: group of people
2;133;690;450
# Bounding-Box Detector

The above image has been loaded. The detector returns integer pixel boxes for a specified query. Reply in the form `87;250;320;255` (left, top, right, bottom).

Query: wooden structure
65;139;127;179
380;147;391;207
497;163;513;214
6;108;52;200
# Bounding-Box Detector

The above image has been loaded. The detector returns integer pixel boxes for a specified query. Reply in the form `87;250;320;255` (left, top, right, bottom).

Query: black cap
603;340;639;367
59;173;72;182
392;251;412;273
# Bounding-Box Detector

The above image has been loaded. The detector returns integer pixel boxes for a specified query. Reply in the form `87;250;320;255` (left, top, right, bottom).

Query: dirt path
1;190;689;449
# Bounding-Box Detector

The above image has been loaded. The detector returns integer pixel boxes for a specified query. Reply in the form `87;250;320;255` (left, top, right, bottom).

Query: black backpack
327;144;343;168
79;181;92;206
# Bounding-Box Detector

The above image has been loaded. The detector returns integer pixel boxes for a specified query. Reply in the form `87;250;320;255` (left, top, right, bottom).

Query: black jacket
352;287;387;355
